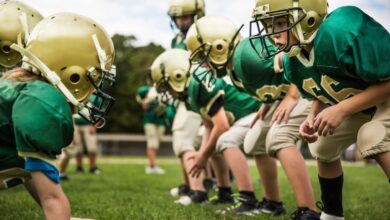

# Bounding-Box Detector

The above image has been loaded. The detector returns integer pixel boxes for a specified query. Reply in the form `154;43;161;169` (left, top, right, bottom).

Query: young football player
0;12;115;219
251;1;390;219
152;48;277;216
187;16;308;215
150;49;212;205
185;15;319;218
136;83;167;174
167;0;217;198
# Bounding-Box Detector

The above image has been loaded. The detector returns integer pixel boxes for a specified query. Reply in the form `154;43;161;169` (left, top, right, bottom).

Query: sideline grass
1;156;389;220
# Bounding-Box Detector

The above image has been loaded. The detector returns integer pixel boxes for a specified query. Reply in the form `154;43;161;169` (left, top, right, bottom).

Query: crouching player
0;12;115;219
251;0;390;219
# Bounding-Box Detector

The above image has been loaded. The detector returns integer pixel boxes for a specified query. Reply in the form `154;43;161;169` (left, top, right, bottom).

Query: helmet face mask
249;0;328;59
249;10;303;59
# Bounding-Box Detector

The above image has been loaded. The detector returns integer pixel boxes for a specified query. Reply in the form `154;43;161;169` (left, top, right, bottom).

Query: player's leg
244;110;285;216
216;116;258;216
310;113;370;220
265;99;316;215
152;125;166;174
144;123;158;173
29;171;70;220
209;155;234;205
175;150;208;205
357;100;390;179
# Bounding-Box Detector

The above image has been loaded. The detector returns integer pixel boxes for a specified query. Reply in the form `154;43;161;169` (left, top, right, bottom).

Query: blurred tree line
100;34;165;133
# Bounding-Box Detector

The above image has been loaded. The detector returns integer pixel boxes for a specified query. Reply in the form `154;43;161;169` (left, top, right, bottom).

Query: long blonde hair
1;67;45;83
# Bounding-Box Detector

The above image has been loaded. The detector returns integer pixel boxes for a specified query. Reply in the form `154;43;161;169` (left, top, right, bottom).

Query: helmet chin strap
10;43;85;112
92;34;108;71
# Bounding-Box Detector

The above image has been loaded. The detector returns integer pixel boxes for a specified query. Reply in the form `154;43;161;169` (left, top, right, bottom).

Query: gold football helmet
168;0;205;19
250;0;327;58
0;0;43;68
11;12;115;126
186;15;242;79
150;49;191;101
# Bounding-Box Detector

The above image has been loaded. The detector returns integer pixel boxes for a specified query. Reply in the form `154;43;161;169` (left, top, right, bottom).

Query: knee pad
357;121;387;154
243;120;268;155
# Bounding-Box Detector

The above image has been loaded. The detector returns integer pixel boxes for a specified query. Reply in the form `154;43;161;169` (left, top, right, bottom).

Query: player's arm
313;80;390;136
200;108;230;158
270;83;300;125
188;108;230;178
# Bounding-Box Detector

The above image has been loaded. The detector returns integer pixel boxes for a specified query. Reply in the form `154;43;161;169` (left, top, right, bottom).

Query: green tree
101;34;165;133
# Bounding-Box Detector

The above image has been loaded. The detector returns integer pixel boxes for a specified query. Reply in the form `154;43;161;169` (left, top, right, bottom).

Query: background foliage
101;34;165;133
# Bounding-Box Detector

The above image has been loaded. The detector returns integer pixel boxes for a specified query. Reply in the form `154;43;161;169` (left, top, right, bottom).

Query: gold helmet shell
168;0;205;19
0;0;43;67
252;0;327;44
186;16;241;66
150;49;190;93
20;12;115;103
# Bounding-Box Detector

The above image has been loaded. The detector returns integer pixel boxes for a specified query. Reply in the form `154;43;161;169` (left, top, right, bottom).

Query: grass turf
1;157;389;220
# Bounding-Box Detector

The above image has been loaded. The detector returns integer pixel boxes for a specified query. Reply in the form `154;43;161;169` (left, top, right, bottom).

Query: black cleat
170;184;191;197
209;189;235;205
203;178;216;191
257;198;286;216
76;166;84;173
89;167;101;175
174;190;208;205
290;207;320;220
216;194;258;216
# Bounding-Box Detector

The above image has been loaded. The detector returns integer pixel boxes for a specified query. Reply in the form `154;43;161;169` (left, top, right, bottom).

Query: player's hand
299;114;318;143
250;104;271;128
313;104;347;136
187;152;208;178
269;96;298;126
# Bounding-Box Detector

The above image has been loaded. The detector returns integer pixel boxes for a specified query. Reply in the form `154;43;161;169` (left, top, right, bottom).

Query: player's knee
243;121;268;155
357;121;387;157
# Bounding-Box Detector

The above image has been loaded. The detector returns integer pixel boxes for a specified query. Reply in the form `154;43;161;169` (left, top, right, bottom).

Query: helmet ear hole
307;17;315;27
176;73;182;79
70;73;81;84
2;45;11;53
216;44;223;50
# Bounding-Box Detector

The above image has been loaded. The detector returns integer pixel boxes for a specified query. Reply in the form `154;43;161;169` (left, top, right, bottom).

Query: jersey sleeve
340;7;390;83
12;90;73;159
197;77;226;118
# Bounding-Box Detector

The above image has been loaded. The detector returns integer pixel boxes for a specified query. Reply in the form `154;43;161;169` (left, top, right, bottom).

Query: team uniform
171;32;203;157
187;68;261;153
136;85;166;149
232;37;311;157
0;79;73;189
283;6;390;161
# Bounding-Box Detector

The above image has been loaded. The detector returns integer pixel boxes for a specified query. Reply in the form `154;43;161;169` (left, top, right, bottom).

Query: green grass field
1;157;389;220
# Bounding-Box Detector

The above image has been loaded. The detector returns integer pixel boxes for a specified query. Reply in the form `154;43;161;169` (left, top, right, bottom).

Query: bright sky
19;0;390;49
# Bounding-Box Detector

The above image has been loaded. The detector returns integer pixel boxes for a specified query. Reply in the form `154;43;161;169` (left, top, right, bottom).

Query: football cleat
257;198;286;216
216;194;258;216
290;207;320;220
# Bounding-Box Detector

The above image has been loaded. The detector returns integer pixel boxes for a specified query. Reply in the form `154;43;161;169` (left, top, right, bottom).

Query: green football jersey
171;32;187;49
136;85;166;125
0;79;73;170
232;37;290;103
284;6;390;106
187;68;261;124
